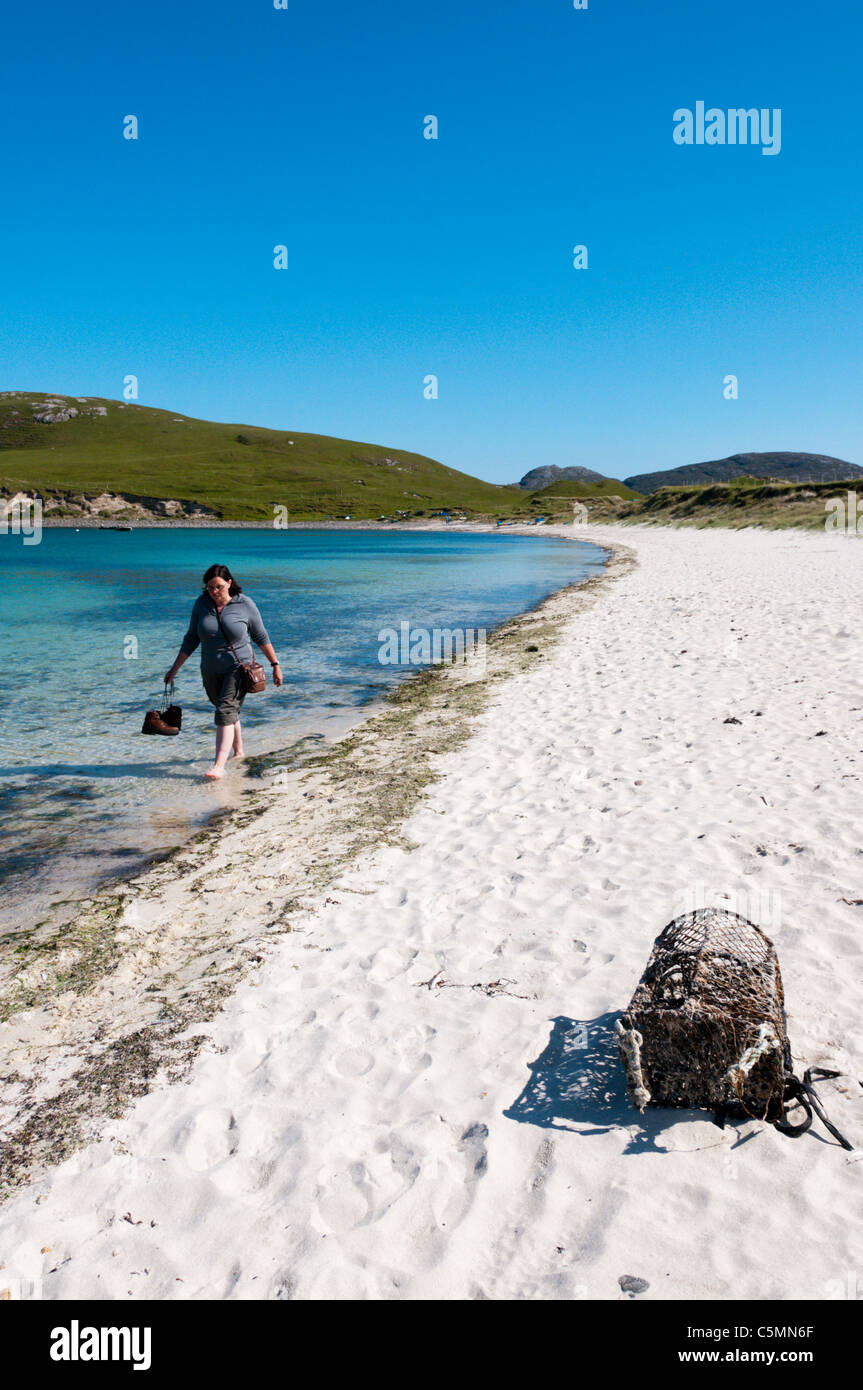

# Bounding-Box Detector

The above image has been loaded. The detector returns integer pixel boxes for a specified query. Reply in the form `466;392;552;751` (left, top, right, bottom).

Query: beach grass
616;476;861;529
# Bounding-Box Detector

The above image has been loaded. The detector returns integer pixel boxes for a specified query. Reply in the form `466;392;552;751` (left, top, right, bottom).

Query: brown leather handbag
214;605;267;693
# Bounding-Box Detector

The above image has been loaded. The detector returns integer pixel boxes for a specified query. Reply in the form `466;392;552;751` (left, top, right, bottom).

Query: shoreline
1;520;590;938
3;520;860;1301
0;525;624;1196
39;518;545;531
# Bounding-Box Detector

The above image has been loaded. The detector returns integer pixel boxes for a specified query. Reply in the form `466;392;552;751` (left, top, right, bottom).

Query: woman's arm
165;599;201;682
246;599;282;686
258;641;283;687
164;649;190;683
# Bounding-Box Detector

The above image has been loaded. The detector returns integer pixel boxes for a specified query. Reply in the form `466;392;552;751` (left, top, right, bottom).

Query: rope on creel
726;1026;856;1150
615;1019;651;1111
725;1022;781;1095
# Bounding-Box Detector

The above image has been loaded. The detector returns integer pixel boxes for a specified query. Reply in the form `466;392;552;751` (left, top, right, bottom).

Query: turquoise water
0;527;606;928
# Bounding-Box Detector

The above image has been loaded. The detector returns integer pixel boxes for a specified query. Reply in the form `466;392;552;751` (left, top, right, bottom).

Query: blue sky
2;0;861;483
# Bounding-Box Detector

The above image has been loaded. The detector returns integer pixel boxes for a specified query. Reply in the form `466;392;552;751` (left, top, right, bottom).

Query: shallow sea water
0;526;606;929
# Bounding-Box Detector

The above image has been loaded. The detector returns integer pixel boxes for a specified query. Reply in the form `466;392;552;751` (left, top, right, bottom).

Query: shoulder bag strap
213;601;246;668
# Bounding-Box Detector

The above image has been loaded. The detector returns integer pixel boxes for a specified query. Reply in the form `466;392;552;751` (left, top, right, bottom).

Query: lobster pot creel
616;909;791;1120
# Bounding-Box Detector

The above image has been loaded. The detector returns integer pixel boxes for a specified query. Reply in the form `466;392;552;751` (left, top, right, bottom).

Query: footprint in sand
270;1269;296;1300
335;1000;380;1026
182;1108;239;1173
589;951;615;968
321;1119;492;1246
311;1164;373;1233
529;1137;555;1192
330;1048;375;1078
230;1026;276;1077
360;945;419;983
470;1139;564;1296
223;1260;243;1297
458;1122;489;1179
428;1122;490;1232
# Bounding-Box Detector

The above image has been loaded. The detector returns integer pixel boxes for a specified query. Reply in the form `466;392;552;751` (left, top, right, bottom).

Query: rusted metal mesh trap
616;908;790;1120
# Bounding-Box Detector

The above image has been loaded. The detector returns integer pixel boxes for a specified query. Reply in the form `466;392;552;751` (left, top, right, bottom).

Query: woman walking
165;564;282;779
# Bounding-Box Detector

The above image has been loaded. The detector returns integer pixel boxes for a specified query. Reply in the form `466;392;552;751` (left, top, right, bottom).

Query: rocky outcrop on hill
33;402;79;424
625;452;863;494
0;392;112;428
517;465;607;490
0;487;218;521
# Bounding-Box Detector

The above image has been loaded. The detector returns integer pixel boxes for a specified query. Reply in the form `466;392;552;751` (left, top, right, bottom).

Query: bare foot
204;765;225;780
230;749;245;761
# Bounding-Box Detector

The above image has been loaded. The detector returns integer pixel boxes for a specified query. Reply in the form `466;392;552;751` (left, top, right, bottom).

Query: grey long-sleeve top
180;593;271;674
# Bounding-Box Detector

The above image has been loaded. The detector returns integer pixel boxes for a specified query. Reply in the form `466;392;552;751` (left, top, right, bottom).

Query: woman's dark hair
202;564;242;597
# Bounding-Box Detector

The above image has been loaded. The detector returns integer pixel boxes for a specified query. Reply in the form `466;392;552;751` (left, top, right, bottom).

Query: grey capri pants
202;667;245;726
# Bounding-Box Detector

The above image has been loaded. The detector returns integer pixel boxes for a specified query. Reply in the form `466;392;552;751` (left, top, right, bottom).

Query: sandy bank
0;527;621;1198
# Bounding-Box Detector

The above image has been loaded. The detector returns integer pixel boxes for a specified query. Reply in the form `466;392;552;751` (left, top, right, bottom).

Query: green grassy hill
0;391;526;521
528;477;640;501
6;392;851;531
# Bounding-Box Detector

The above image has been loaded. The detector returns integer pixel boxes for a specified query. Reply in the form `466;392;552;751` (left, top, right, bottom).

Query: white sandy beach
1;521;862;1302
